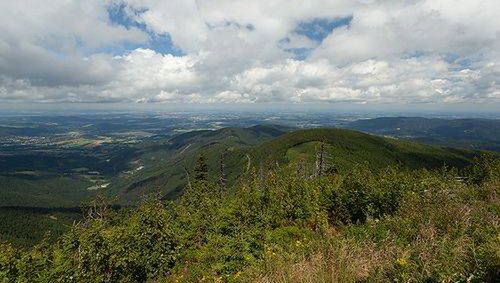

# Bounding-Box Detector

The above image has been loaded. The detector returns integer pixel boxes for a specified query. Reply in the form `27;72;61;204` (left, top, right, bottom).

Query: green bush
1;158;498;282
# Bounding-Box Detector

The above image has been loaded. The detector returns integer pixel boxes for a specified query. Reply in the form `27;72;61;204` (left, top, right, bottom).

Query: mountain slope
115;127;481;204
247;128;478;172
0;126;490;248
110;125;290;203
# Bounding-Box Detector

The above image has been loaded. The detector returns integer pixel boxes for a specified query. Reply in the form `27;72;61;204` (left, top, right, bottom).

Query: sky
0;0;499;111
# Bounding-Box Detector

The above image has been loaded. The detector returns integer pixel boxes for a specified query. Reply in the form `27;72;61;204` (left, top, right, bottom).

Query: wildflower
396;257;408;268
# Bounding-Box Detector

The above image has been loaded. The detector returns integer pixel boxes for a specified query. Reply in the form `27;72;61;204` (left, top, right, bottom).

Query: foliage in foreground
0;156;499;282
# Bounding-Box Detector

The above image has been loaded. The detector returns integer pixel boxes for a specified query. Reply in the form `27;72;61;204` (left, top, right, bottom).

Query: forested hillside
0;126;491;249
1;145;498;282
0;125;483;209
0;125;290;247
114;127;483;204
0;126;498;282
249;128;477;172
110;125;290;202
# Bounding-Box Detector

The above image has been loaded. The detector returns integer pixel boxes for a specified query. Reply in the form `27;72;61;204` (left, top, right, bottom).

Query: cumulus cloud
0;0;499;106
0;1;147;86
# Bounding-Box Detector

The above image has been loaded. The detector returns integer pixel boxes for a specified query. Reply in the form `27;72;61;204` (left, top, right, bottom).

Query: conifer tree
194;153;209;182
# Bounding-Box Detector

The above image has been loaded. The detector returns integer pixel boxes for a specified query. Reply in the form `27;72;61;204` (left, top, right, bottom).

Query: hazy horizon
1;101;499;115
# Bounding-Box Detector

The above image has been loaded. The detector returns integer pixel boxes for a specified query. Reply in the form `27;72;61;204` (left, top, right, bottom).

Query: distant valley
347;117;500;151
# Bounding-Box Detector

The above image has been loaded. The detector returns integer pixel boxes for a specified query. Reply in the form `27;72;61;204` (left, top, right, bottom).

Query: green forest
1;147;498;282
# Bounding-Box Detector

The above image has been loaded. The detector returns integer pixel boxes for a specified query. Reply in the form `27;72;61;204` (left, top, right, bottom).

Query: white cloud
313;0;500;63
0;0;499;106
0;0;147;87
118;48;199;91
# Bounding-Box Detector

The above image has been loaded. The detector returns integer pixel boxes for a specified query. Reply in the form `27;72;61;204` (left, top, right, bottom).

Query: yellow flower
396;257;408;268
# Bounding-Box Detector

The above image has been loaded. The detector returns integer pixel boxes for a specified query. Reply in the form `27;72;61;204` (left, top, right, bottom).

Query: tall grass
246;175;499;283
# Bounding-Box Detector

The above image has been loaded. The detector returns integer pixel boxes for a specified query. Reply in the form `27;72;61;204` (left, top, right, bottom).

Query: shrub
1;158;498;282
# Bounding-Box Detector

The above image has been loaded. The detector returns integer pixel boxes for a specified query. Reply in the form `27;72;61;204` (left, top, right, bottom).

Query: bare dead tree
84;194;111;222
296;157;307;179
219;149;227;191
258;162;265;186
315;141;326;177
183;164;192;189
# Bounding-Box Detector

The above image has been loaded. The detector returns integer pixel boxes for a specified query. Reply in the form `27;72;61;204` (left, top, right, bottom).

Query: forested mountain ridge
0;122;491;209
0;125;290;247
249;128;477;172
0;125;495;250
346;117;500;151
109;126;484;204
1;147;498;282
110;124;290;202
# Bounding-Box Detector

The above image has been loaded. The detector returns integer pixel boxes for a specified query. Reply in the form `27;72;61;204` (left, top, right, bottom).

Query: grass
245;172;499;282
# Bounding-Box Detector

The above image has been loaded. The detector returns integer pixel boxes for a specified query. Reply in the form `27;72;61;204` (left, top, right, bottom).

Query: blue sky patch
443;53;477;71
280;16;352;60
106;3;183;56
107;2;147;29
295;16;352;42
